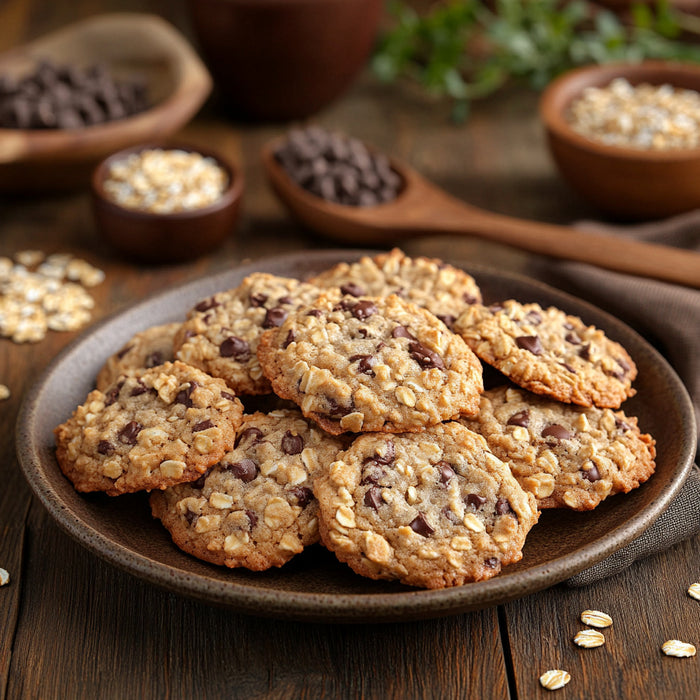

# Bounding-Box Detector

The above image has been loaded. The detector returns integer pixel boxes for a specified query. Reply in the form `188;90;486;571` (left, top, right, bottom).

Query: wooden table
1;2;698;698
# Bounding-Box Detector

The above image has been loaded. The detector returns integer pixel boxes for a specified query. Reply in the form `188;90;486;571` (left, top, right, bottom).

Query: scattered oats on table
661;639;697;658
687;582;700;601
0;567;9;586
0;384;10;400
0;251;104;343
580;609;613;628
573;629;606;648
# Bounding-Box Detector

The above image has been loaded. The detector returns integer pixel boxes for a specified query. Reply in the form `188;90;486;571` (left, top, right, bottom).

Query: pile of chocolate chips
0;59;148;130
275;126;402;206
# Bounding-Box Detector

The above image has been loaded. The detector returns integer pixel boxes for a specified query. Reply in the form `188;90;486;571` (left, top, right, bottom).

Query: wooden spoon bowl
0;13;212;192
262;136;700;288
540;60;700;219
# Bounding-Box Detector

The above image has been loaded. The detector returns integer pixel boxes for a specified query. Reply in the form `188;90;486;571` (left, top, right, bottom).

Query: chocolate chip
560;362;577;373
463;293;478;304
361;465;385;484
246;510;258;529
524;310;542;325
581;464;601;482
184;510;198;526
307;309;323;317
364;486;383;510
175;381;198;408
193;419;214;432
408;341;445;370
372;441;395;465
263;307;288;328
191;468;212;489
351;300;377;320
283;330;296;348
145;351;163;368
281;430;304;455
235;426;264;448
579;343;591;361
278;295;293;305
442;506;462;524
484;557;500;569
225;458;258;482
221;391;237;402
104;380;124;406
288;486;313;507
436;460;455;485
326;397;349;416
507;410;529;428
541;424;573;440
515;335;543;356
219;336;250;361
97;440;114;455
249;292;268;307
349;353;376;375
117;420;141;445
340;282;365;297
391;325;414;340
195;297;219;313
437;314;457;330
565;332;581;345
409;512;434;537
466;493;486;508
495;498;513;515
615;418;632;432
130;379;148;397
116;344;133;359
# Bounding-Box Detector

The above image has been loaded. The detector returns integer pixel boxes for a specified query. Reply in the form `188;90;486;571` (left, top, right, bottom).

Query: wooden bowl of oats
91;143;243;264
540;60;700;219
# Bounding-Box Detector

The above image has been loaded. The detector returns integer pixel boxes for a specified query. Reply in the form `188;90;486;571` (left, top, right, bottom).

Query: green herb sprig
372;0;700;120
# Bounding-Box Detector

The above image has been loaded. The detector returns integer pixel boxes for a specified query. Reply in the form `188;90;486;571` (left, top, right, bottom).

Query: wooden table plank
505;535;700;698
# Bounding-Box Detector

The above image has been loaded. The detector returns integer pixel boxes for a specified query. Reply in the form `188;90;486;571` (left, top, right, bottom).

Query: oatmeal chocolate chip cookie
173;273;322;396
309;248;482;329
313;422;539;589
55;361;243;496
455;300;636;408
257;292;484;435
150;409;344;570
461;385;656;511
96;322;180;391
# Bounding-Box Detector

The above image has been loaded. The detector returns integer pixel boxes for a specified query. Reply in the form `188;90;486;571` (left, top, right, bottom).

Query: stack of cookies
54;249;656;590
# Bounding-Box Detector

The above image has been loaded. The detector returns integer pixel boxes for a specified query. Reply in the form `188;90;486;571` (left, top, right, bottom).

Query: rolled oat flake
539;670;571;691
0;567;9;586
580;609;613;628
662;640;696;658
687;582;700;601
573;629;606;648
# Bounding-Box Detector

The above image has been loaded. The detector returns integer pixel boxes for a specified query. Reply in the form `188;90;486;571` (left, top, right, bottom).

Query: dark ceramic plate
17;250;696;623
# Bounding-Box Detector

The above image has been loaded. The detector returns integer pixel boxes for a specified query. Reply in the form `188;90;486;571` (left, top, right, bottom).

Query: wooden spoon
262;139;700;289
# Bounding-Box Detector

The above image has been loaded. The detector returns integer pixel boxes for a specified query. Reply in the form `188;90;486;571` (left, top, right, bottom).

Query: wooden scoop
262;139;700;289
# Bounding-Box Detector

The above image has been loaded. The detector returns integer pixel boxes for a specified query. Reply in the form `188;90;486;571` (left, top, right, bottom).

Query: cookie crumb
573;629;605;648
580;609;613;628
0;384;9;400
687;582;700;601
0;567;9;586
662;640;696;658
539;670;571;690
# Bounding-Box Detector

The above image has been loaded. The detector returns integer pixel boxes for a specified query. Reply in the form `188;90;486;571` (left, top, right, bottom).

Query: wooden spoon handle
452;209;700;288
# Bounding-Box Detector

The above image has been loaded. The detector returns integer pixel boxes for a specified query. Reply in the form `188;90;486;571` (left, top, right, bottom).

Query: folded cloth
527;209;700;586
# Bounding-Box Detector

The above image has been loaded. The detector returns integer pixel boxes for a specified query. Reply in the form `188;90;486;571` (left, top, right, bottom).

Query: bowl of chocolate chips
0;13;212;192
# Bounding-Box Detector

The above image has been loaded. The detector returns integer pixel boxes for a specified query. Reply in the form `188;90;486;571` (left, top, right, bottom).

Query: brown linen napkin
528;209;700;586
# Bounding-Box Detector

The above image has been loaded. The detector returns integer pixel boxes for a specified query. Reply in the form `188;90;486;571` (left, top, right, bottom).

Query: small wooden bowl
91;144;243;264
0;13;212;192
540;61;700;219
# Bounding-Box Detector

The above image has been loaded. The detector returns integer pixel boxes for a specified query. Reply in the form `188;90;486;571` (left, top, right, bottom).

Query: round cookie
309;248;482;329
313;422;539;589
54;361;244;496
455;300;637;408
173;273;321;395
461;385;656;511
96;322;180;391
257;292;484;435
150;409;344;570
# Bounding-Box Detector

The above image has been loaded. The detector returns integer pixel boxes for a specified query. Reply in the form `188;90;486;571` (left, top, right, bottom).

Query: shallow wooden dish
540;60;700;219
0;13;212;192
16;250;697;623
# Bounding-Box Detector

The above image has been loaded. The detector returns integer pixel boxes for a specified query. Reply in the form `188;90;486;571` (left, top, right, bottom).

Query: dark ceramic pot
186;0;383;121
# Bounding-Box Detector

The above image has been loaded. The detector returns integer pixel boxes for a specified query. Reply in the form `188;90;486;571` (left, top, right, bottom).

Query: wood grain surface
0;1;698;698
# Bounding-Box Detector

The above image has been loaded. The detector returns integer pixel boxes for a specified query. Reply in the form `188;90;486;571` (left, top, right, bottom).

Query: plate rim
16;249;697;622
